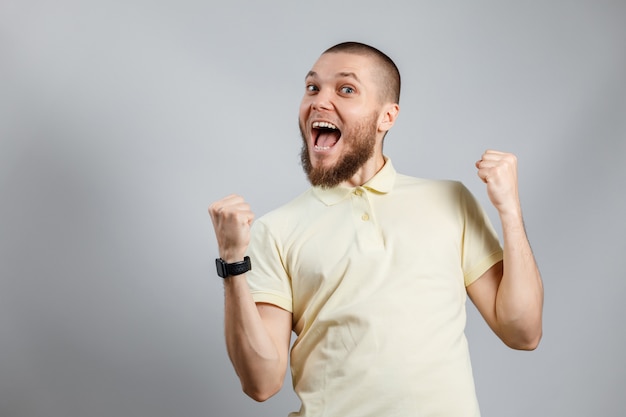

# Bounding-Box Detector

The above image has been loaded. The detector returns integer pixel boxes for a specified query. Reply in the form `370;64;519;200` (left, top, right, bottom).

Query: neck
341;153;386;187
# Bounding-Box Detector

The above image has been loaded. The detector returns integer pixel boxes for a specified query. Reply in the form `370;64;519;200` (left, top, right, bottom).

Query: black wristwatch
215;256;251;278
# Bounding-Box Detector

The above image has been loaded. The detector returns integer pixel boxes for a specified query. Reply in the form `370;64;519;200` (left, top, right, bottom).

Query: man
209;42;543;417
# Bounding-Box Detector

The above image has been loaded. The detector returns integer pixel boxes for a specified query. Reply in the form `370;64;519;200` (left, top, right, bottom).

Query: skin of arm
467;150;544;350
209;195;292;401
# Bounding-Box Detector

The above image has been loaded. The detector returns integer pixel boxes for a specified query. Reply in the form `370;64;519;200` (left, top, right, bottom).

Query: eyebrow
305;71;361;83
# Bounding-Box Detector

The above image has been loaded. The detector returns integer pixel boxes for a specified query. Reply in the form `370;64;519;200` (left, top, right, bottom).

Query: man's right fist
209;194;255;263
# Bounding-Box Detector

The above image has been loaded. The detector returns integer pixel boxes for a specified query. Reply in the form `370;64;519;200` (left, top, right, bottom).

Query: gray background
1;1;625;416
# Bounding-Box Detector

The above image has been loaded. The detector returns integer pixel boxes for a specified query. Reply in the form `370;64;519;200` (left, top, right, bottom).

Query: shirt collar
312;157;396;206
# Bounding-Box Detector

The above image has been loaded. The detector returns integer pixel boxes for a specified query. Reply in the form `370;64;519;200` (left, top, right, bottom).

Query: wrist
215;256;251;278
498;208;525;232
219;250;248;264
495;199;522;221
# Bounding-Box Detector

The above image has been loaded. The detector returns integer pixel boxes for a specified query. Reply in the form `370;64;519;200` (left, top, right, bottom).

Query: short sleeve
245;219;293;312
458;184;503;286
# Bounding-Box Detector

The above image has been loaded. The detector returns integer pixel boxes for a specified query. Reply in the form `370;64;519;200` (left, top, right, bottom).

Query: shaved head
322;41;401;104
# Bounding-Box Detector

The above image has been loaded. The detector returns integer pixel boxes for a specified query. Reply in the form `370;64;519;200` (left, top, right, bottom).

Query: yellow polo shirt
246;158;503;417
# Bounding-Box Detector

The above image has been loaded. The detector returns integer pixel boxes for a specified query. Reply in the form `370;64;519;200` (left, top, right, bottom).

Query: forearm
495;210;544;349
224;275;285;401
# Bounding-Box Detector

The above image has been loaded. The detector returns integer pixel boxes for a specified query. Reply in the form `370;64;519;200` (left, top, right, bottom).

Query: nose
311;88;333;111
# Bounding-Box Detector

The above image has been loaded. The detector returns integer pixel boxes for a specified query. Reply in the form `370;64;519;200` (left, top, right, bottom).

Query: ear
378;103;400;133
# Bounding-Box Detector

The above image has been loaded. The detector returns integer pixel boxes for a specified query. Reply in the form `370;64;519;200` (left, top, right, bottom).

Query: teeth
314;145;332;150
312;121;338;130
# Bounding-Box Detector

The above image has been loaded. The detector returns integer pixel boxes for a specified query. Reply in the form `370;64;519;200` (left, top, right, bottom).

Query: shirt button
361;213;370;221
354;189;363;196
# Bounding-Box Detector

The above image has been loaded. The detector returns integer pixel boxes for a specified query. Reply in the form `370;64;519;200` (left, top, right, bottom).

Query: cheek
344;104;371;121
299;99;311;117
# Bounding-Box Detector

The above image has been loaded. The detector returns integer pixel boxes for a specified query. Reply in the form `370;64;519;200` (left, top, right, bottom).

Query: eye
340;86;355;94
306;84;319;93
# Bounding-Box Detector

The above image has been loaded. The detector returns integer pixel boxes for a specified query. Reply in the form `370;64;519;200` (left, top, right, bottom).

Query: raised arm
209;195;292;401
467;151;544;350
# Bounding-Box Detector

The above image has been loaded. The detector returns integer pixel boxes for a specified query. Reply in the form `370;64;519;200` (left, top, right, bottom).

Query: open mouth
312;121;342;151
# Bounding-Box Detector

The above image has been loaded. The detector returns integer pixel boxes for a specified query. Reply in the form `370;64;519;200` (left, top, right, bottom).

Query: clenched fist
209;194;255;263
475;150;522;217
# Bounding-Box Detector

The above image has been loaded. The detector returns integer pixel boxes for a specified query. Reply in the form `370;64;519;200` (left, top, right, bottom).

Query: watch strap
216;256;251;278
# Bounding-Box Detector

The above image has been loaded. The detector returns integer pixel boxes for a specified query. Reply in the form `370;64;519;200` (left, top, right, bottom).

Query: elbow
244;387;279;403
496;311;543;351
503;329;542;351
242;379;283;402
232;353;287;402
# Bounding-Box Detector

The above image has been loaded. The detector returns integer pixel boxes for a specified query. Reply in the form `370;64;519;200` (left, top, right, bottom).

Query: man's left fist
475;150;521;217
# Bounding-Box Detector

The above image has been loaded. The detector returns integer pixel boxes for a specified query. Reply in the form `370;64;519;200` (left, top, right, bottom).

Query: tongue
316;131;340;148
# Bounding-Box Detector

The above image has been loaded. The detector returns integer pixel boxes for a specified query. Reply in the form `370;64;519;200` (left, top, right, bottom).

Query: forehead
307;52;378;82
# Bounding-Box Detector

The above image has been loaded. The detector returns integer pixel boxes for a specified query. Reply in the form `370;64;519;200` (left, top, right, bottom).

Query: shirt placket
351;187;383;251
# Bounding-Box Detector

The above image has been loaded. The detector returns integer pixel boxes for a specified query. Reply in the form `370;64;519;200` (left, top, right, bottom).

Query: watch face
215;258;228;278
215;257;251;278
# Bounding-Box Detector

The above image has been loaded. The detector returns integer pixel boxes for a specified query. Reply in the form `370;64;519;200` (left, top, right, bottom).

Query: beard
299;112;378;188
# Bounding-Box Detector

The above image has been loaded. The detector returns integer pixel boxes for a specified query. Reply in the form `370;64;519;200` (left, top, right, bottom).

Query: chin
312;156;337;170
